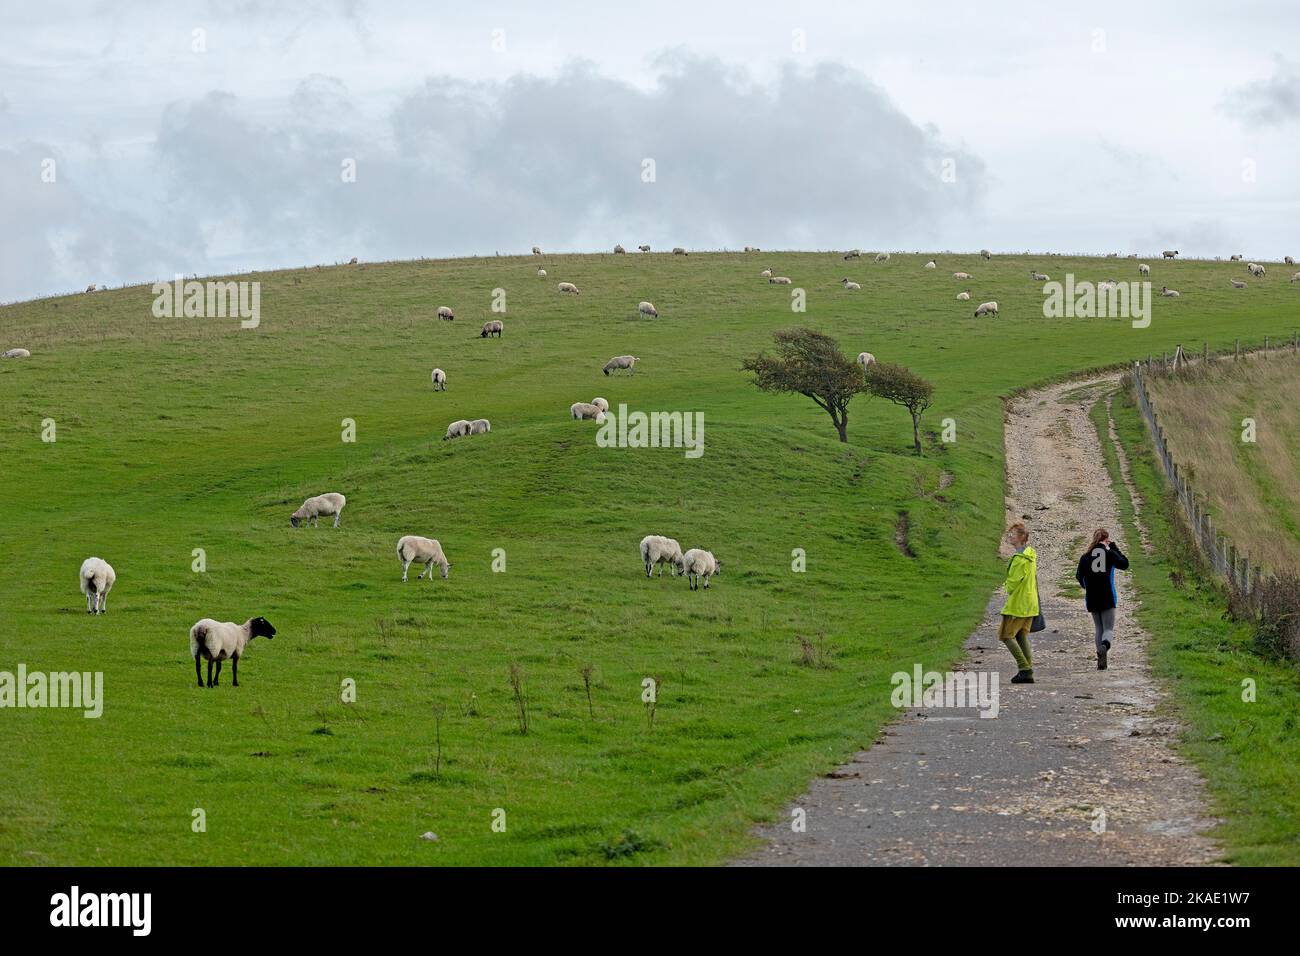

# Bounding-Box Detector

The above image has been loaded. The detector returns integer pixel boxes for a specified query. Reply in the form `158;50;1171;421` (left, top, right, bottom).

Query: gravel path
739;375;1220;866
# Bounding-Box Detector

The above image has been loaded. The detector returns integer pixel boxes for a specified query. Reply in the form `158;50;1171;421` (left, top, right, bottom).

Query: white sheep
638;301;658;317
924;260;937;269
640;535;684;577
437;306;455;321
1230;254;1242;261
85;284;97;293
603;355;638;376
857;351;877;368
431;368;447;391
673;247;687;256
953;272;972;280
1286;256;1295;265
760;268;772;278
468;418;491;435
79;557;116;614
2;348;31;359
843;250;862;260
571;401;606;422
956;291;971;301
980;249;992;259
558;281;581;295
974;300;999;317
841;278;861;291
1160;286;1180;297
681;548;721;590
1162;250;1179;259
874;252;890;262
1248;263;1266;277
537;268;547;277
614;244;626;254
532;246;542;255
480;319;503;338
638;245;650;252
349;257;358;265
396;535;451;582
1291;272;1300;283
769;276;792;285
1230;278;1247;289
291;492;346;528
1030;271;1049;281
1138;263;1150;276
591;397;609;413
189;616;276;688
444;419;472;441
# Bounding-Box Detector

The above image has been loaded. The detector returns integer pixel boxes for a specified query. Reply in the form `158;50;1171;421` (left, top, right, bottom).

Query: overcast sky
2;0;1297;301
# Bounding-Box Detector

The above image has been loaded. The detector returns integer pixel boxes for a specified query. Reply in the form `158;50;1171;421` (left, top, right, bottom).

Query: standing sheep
468;418;491;435
189;616;276;688
537;268;547;277
614;244;626;254
480;319;503;338
603;355;639;376
291;492;346;528
640;535;685;577
1286;256;1295;265
558;282;581;295
681;549;721;590
974;300;999;317
85;284;97;293
79;557;116;614
857;351;877;368
638;245;651;252
673;247;687;256
1291;272;1300;283
2;348;31;359
874;252;890;262
571;402;606;422
638;301;658;318
980;249;992;259
1230;254;1242;261
444;419;472;440
1162;250;1179;259
396;535;451;582
591;397;609;413
1138;263;1150;276
437;306;455;321
431;368;447;391
532;246;542;255
1248;263;1266;277
843;250;861;260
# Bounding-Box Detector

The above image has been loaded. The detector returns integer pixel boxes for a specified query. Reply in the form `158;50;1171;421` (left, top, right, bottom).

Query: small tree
741;328;869;442
865;362;934;454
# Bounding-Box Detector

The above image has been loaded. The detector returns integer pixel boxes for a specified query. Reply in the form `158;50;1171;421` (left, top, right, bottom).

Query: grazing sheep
614;244;626;254
396;535;451;582
291;492;346;528
1291;272;1300;283
638;301;658;318
956;291;971;301
924;260;937;269
437;306;455;321
974;300;999;317
1230;254;1242;261
79;557;116;614
1160;286;1180;297
2;348;31;359
591;397;609;413
444;419;472;441
744;246;760;253
431;368;447;391
603;355;638;376
673;247;687;256
571;401;606;422
85;284;96;293
760;268;772;278
349;257;358;265
532;246;542;255
1248;263;1266;277
1230;278;1247;289
1286;256;1295;265
841;278;861;291
480;319;503;338
189;616;276;688
874;252;890;262
681;548;721;591
953;272;973;280
1138;263;1150;276
1162;250;1179;259
558;282;580;295
769;276;792;285
640;535;685;578
1029;271;1049;281
468;418;491;435
857;351;877;368
537;268;547;277
638;245;651;252
843;250;861;260
980;249;992;259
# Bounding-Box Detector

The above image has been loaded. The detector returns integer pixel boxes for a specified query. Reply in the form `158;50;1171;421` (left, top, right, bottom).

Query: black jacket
1075;542;1130;612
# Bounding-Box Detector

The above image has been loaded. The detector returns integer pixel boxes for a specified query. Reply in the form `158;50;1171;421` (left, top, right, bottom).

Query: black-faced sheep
638;301;658;317
189;616;276;688
437;306;455;321
603;355;638;375
1162;250;1179;259
974;300;999;317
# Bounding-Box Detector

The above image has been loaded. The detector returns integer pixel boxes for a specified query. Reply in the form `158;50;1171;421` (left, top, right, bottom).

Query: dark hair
1088;528;1110;550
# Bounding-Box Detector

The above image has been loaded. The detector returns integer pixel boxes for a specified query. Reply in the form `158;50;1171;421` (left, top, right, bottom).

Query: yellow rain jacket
1001;546;1040;617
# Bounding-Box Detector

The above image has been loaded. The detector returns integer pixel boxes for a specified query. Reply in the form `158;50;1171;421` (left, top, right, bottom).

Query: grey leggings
1091;608;1116;651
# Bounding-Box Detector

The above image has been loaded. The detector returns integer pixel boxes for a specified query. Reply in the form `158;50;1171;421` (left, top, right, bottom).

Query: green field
1;251;1296;865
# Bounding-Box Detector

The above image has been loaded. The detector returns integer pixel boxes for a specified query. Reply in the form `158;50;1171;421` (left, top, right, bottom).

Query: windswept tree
865;362;934;455
741;327;869;442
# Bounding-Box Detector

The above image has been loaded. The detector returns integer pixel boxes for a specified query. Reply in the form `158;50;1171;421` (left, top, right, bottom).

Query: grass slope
1;251;1296;865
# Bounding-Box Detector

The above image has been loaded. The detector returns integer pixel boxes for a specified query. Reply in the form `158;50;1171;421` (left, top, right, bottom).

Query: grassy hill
1;251;1296;865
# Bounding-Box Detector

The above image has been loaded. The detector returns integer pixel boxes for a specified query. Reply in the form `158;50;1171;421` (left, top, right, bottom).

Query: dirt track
739;376;1220;866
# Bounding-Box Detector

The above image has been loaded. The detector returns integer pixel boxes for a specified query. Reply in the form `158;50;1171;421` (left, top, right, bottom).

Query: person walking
1075;528;1130;670
999;522;1039;684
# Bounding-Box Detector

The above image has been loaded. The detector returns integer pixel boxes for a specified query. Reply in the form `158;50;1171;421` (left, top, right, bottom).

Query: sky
1;0;1297;302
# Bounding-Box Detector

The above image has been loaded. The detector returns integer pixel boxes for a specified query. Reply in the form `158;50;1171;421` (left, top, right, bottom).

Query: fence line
1128;336;1295;599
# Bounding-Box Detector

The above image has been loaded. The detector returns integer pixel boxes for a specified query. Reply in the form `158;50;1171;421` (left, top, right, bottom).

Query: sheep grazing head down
249;616;277;639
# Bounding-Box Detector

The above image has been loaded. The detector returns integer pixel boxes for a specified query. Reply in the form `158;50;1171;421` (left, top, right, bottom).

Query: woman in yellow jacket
1000;522;1039;684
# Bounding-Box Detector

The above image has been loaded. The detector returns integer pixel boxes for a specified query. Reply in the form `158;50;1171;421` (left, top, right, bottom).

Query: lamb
468;418;491;435
614;244;626;254
2;348;31;359
640;535;685;578
1138;263;1150;276
638;245;651;252
974;300;999;317
673;247;687;256
532;246;542;255
444;419;472;441
571;401;606;422
769;276;792;284
480;319;503;338
1030;271;1049;281
924;260;937;269
681;548;721;590
437;306;455;321
79;557;116;614
1230;278;1247;289
537;268;547;277
558;282;581;295
953;272;973;280
874;252;890;262
857;351;877;368
1160;286;1180;297
291;492;346;528
760;268;772;278
1247;263;1266;277
956;291;971;300
431;368;447;391
638;301;658;318
841;278;861;291
396;535;451;582
980;249;992;259
1162;250;1179;259
189;616;276;688
603;355;638;376
591;397;609;413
